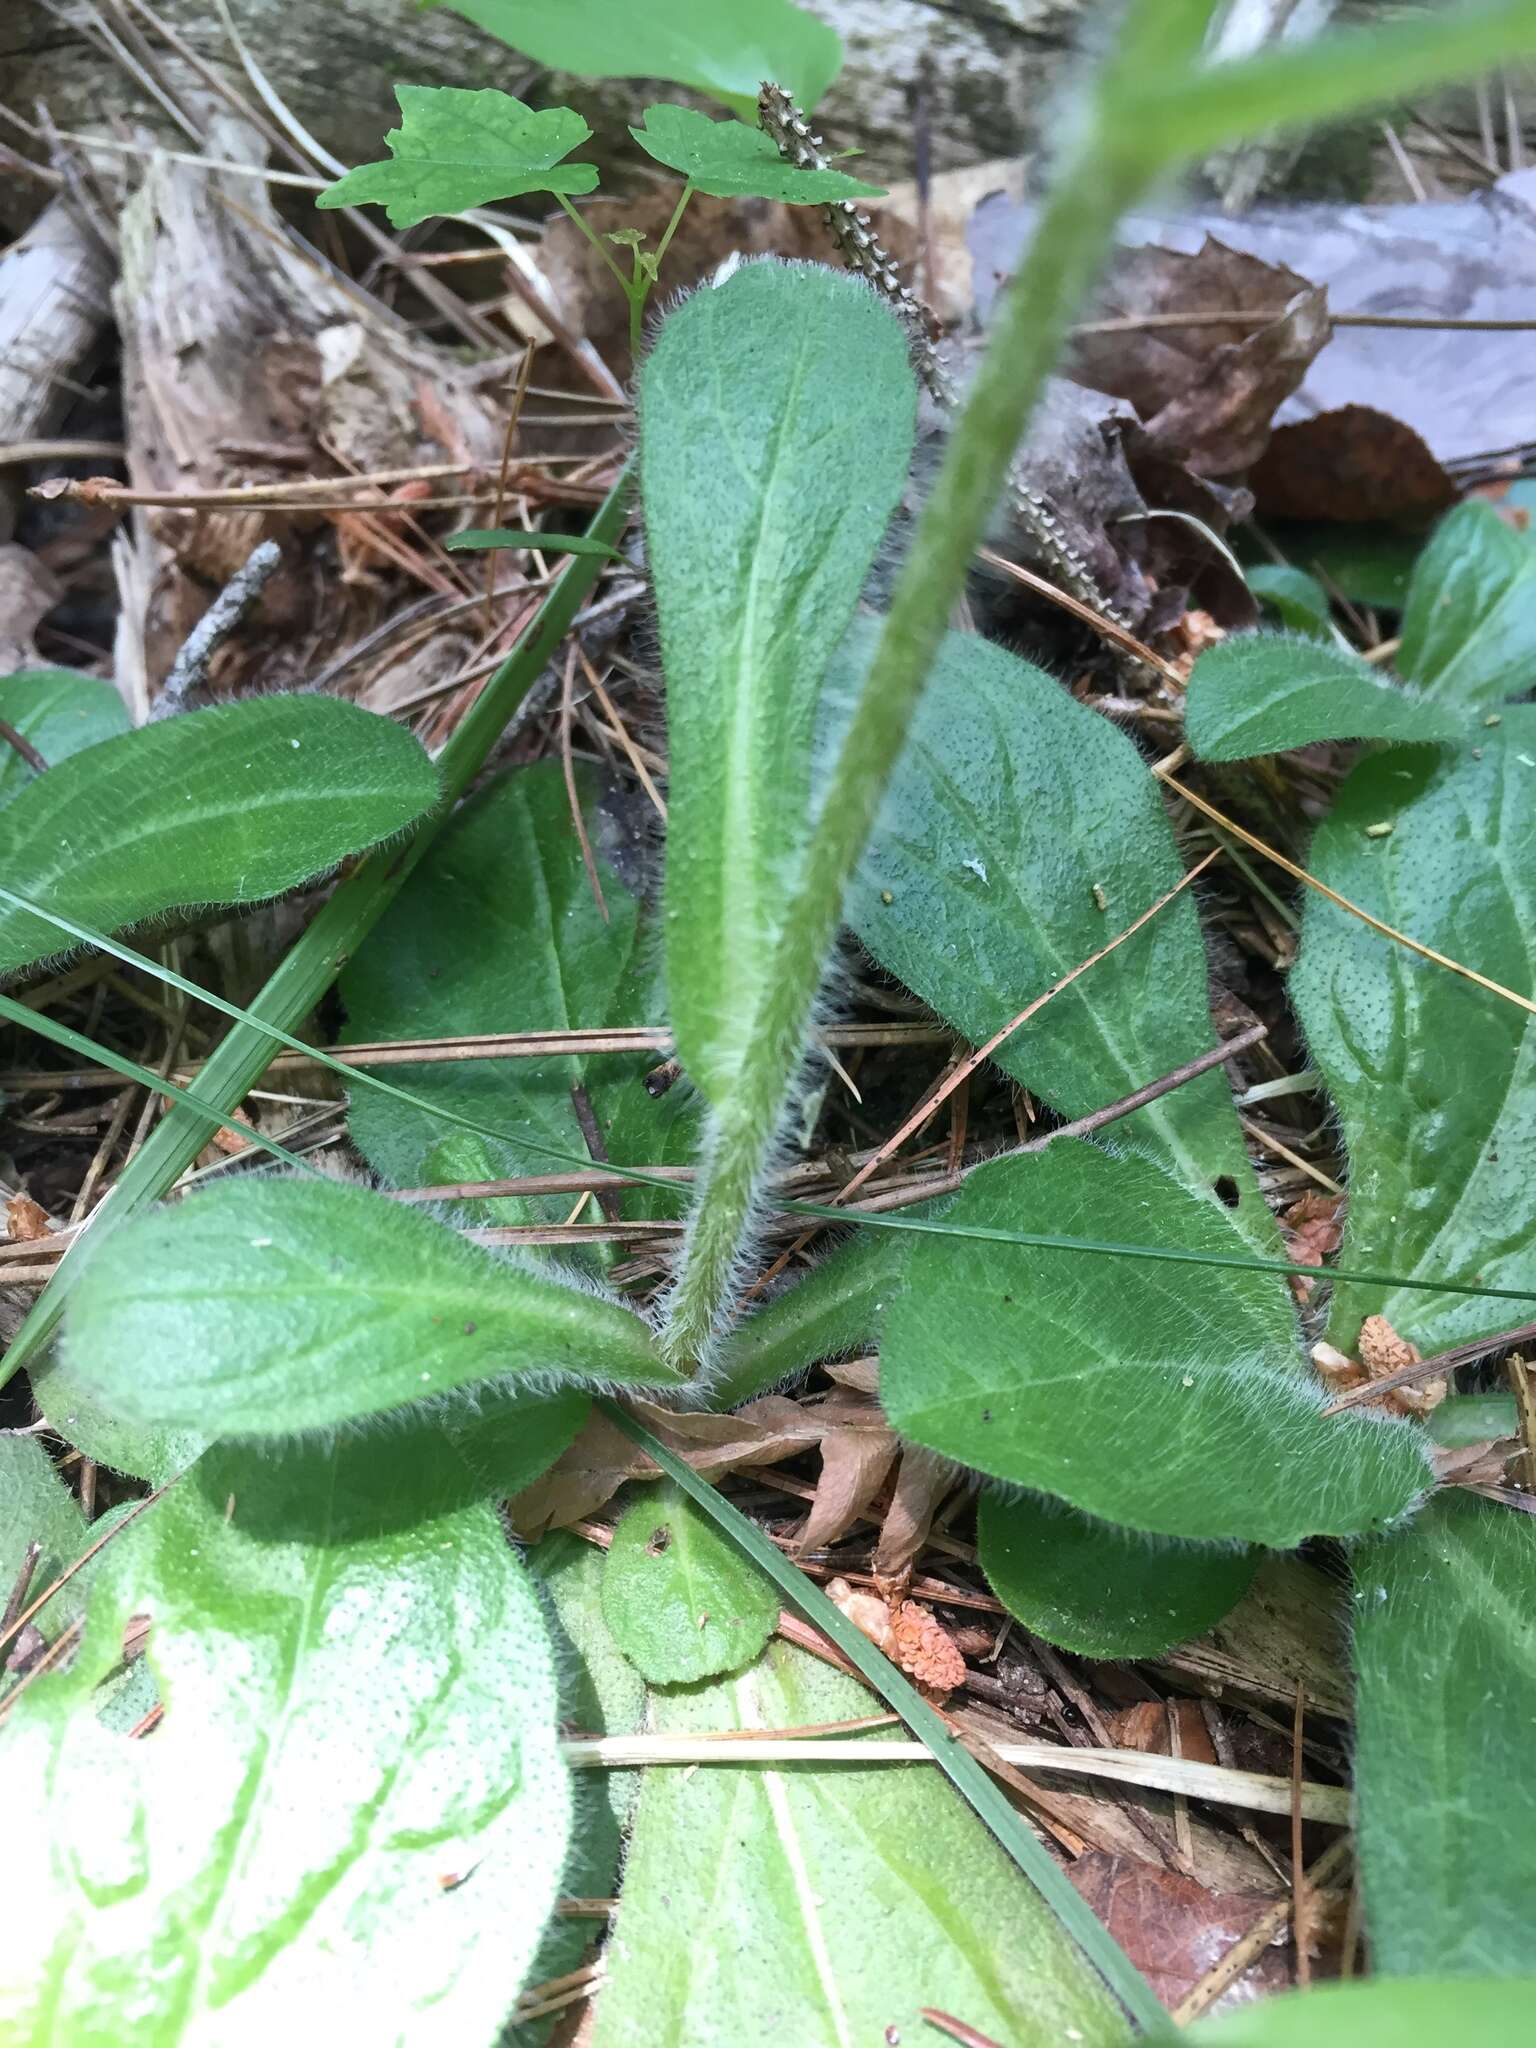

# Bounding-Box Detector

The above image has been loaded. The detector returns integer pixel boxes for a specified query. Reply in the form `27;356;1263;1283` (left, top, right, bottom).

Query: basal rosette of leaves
14;9;1536;2037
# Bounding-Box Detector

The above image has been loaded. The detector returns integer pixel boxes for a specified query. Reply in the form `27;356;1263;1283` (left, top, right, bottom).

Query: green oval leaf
642;261;915;1108
1162;1979;1536;2046
0;1437;570;2040
341;762;695;1241
62;1175;680;1436
879;1144;1431;1544
443;528;623;558
0;1435;91;1624
710;1231;894;1409
589;1636;1122;2047
0;668;128;808
630;104;883;202
978;1488;1257;1660
1290;709;1536;1354
1244;565;1332;638
1185;632;1465;761
601;1479;778;1682
1353;1493;1536;1978
317;84;597;227
846;624;1267;1238
443;0;842;118
1399;499;1536;710
0;694;438;979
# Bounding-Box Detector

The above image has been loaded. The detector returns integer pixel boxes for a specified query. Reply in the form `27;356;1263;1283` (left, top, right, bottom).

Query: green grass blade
597;1398;1163;2031
780;1201;1536;1308
0;992;316;1177
0;470;631;1384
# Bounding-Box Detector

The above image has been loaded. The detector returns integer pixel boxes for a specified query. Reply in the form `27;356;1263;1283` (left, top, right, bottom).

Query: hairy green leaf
1185;633;1464;761
1257;524;1419;610
317;84;596;226
1290;710;1536;1354
514;1531;644;2047
0;1436;568;2041
880;1144;1431;1544
62;1175;679;1435
1353;1493;1536;1977
0;694;437;979
846;625;1266;1235
710;1231;894;1409
644;263;914;1108
1427;1393;1518;1446
1159;1979;1536;2046
978;1489;1257;1660
1399;500;1536;709
342;762;693;1237
0;668;128;808
1245;565;1332;638
630;104;883;201
641;261;915;1363
602;1479;778;1682
0;1436;90;1627
28;1353;208;1486
441;0;841;118
0;471;632;1391
590;1635;1121;2047
443;528;622;558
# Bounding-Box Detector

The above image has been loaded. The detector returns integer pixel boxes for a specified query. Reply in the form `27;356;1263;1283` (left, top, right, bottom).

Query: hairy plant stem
660;20;1169;1373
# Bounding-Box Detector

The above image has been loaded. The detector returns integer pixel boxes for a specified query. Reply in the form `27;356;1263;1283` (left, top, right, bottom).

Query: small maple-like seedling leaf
630;104;885;203
317;84;597;227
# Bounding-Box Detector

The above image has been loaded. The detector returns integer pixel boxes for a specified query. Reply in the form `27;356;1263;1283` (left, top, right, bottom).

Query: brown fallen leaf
4;1194;50;1243
1068;1854;1290;2013
794;1398;899;1556
1250;404;1456;523
1067;235;1330;476
873;1443;958;1589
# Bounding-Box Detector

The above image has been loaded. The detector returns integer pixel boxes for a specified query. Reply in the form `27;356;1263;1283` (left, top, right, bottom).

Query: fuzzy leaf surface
317;85;596;225
1244;566;1331;637
0;1436;568;2044
1290;710;1536;1354
1398;499;1536;709
62;1175;679;1436
978;1489;1257;1660
710;1231;895;1408
342;763;693;1238
0;669;128;808
442;0;841;118
602;1479;777;1682
0;1435;90;1624
1352;1493;1536;1977
846;625;1266;1237
513;1532;645;2046
0;695;437;977
1159;1979;1536;2046
630;105;882;201
641;260;914;1107
589;1637;1121;2048
879;1144;1430;1544
1185;633;1464;760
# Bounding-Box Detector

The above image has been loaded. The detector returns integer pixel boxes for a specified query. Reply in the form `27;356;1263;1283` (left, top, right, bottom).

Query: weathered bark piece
111;108;506;686
0;199;114;541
